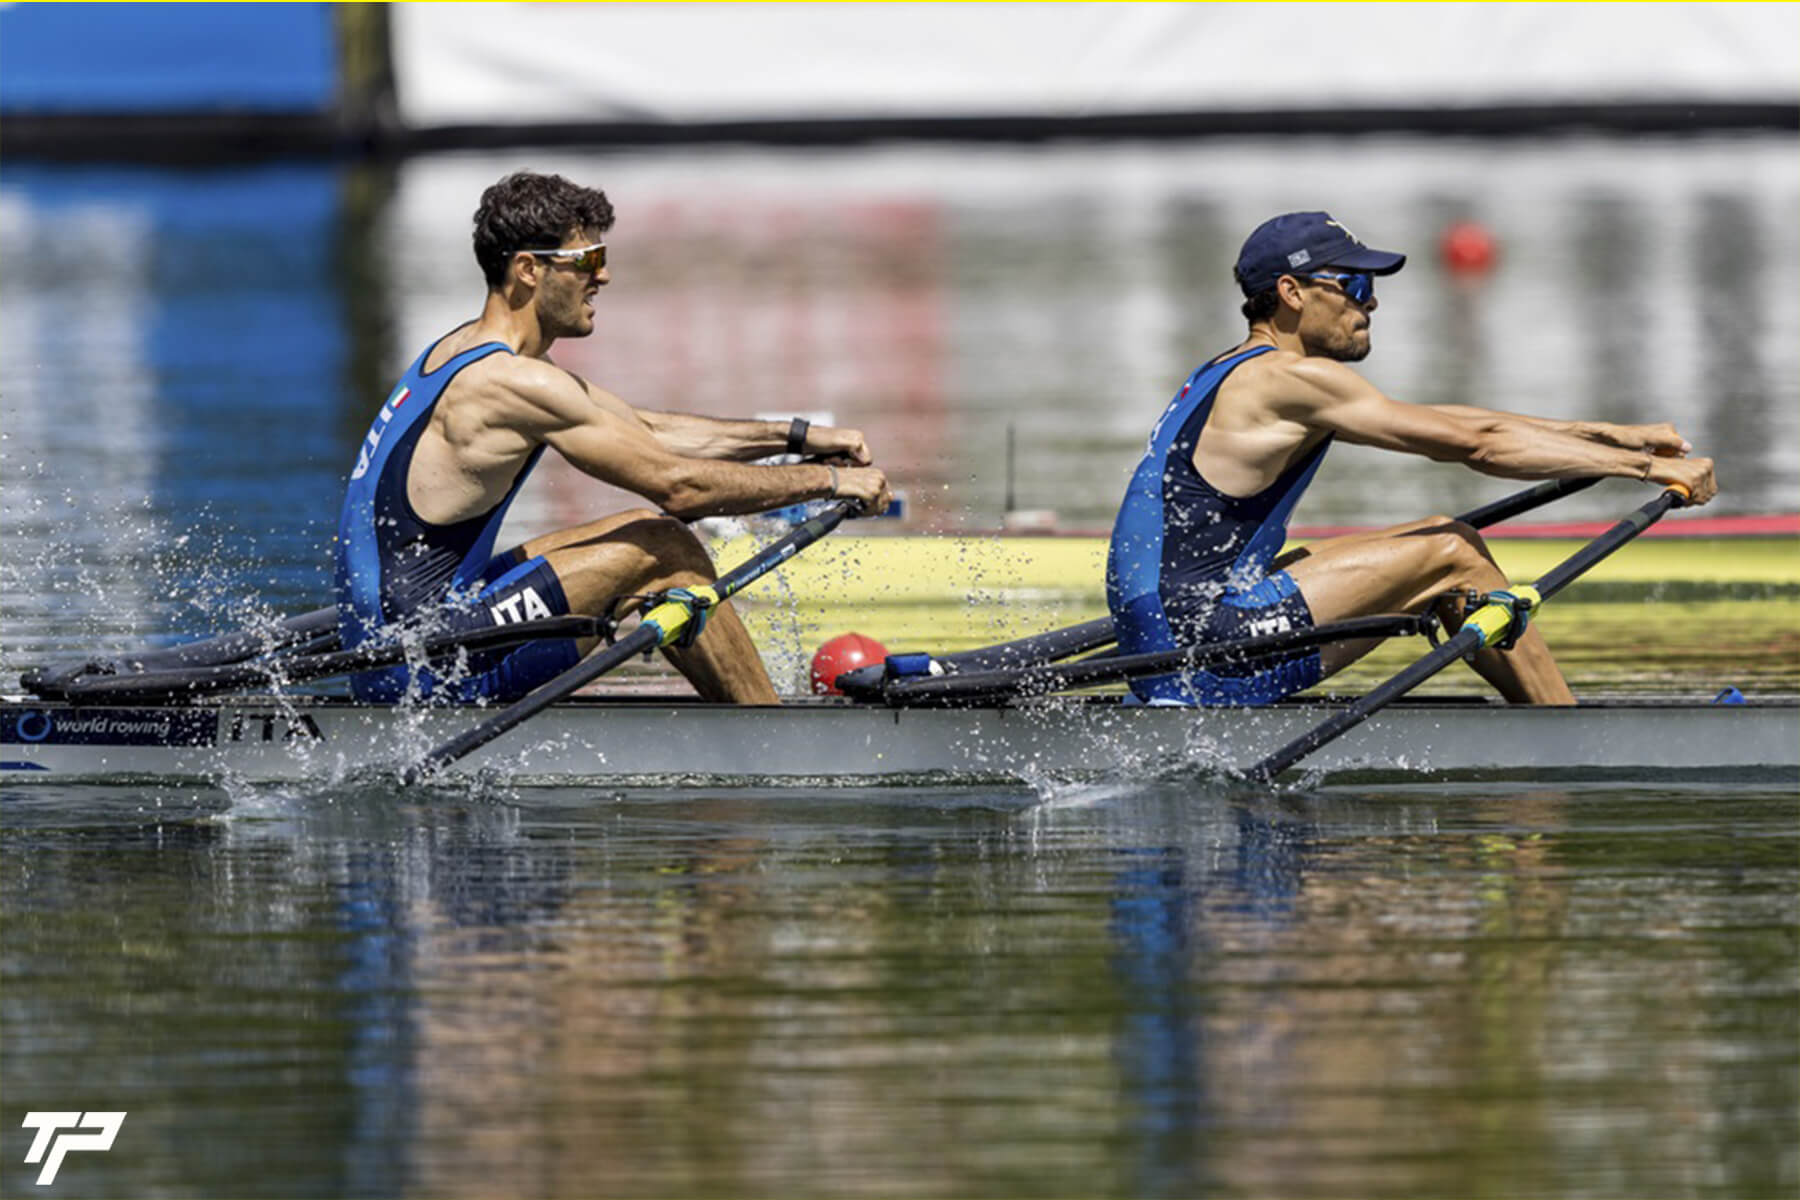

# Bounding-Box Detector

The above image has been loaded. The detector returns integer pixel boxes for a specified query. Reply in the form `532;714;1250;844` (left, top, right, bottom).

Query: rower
1105;211;1717;707
335;171;892;706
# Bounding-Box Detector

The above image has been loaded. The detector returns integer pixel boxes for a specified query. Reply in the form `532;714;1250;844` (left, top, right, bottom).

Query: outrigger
5;482;1796;785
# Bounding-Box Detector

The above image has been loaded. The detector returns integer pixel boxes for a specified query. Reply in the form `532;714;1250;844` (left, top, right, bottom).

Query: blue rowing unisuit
334;332;582;704
1106;345;1332;705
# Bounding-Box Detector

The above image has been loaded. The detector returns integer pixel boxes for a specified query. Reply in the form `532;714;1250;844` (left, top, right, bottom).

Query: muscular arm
639;408;874;464
506;362;876;518
638;410;797;460
1431;405;1690;456
1278;359;1716;501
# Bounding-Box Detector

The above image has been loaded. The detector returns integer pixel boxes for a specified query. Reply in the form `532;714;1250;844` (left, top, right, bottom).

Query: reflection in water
1109;845;1205;1198
2;780;1794;1196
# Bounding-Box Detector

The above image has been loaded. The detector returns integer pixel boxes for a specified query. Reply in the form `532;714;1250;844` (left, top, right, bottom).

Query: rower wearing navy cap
1106;211;1717;707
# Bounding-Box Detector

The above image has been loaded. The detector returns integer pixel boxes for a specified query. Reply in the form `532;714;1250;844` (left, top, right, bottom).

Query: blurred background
3;2;1797;659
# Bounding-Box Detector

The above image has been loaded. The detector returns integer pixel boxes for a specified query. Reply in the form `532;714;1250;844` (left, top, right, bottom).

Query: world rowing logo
13;711;51;742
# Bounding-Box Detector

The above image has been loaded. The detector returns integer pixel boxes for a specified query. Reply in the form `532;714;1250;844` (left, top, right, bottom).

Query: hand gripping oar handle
1243;485;1689;783
403;500;860;782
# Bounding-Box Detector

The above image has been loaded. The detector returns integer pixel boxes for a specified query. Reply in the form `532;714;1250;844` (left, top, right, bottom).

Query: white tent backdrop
393;3;1799;126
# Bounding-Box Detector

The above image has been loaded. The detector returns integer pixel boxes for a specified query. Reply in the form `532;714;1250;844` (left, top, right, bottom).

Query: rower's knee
620;512;717;580
1414;518;1502;587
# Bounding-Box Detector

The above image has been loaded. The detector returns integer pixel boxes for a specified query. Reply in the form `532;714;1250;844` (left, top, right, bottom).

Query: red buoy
810;632;888;695
1441;220;1498;275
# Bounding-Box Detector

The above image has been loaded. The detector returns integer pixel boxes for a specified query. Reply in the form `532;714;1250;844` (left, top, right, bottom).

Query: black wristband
785;417;810;456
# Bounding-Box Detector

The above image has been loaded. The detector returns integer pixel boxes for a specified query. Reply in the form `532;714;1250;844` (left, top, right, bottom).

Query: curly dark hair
472;172;616;287
1240;288;1280;324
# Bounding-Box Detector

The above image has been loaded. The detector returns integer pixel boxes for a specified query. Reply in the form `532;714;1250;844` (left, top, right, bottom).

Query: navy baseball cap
1233;212;1406;295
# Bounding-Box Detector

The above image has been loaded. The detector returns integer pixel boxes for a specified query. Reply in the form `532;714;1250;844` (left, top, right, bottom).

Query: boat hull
3;695;1795;785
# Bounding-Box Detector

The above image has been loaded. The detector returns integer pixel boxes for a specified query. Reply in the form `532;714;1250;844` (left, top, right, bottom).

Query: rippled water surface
3;777;1795;1197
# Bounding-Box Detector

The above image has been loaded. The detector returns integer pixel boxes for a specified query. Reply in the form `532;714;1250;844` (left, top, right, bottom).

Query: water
3;136;1797;1196
2;777;1794;1197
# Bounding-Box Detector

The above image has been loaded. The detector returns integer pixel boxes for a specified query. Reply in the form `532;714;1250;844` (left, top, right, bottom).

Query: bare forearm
1437;405;1689;454
1435;405;1577;436
1463;421;1660;482
657;459;836;519
641;411;789;460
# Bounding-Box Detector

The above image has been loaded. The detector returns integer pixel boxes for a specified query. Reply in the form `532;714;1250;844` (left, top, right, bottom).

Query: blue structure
0;4;336;113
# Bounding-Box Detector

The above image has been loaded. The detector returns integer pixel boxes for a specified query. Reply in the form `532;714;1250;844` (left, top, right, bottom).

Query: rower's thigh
512;508;676;558
530;513;717;613
1284;518;1504;623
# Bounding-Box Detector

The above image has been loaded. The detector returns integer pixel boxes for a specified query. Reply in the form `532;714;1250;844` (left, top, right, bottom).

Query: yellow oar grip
1466;603;1513;648
1664;482;1691;502
641;585;721;647
1466;585;1540;648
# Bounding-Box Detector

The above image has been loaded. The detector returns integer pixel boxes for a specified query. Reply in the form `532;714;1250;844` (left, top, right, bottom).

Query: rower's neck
473;288;556;358
1242;321;1306;356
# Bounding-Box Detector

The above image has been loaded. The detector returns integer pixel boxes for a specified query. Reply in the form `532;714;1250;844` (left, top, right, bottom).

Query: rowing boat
9;483;1790;786
4;692;1794;785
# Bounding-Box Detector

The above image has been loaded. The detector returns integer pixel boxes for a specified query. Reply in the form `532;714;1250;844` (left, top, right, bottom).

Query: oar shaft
1244;487;1686;783
884;615;1424;706
1456;476;1601;531
1243;630;1480;782
1531;489;1682;600
57;616;603;702
404;624;660;781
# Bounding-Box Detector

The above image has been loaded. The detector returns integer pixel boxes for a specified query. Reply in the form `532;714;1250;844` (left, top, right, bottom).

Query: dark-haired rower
336;171;890;704
1106;211;1715;706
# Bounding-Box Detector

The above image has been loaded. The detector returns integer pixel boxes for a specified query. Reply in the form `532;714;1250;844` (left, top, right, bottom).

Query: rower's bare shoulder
1225;349;1363;412
454;353;576;412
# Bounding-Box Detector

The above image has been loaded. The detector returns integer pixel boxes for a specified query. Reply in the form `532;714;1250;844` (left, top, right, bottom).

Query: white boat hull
3;694;1795;785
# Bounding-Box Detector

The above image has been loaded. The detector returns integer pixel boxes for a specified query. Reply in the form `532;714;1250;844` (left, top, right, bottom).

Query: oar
875;613;1429;707
47;616;605;703
1454;475;1601;530
21;605;341;698
836;477;1604;702
1243;485;1690;783
402;499;861;782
